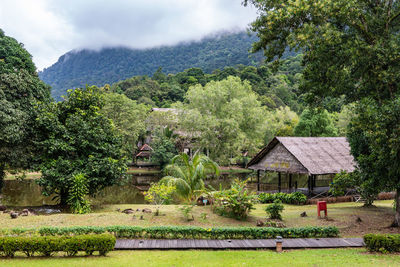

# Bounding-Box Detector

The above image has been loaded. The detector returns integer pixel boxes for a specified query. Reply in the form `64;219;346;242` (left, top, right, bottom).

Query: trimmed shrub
259;192;307;205
364;234;400;253
0;234;115;257
0;226;339;240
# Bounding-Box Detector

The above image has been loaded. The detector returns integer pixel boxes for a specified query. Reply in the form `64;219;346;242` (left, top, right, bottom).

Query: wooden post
289;173;292;193
308;175;312;196
311;175;315;194
257;170;260;192
278;172;281;193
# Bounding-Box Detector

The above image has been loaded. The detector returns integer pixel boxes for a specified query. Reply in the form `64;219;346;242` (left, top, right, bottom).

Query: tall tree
0;29;51;192
36;86;127;205
179;76;267;164
101;92;150;158
245;0;400;226
294;109;337;137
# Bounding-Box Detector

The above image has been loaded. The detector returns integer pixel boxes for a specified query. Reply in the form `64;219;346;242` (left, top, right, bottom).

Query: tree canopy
0;29;51;191
36;86;127;205
245;0;400;226
178;76;266;164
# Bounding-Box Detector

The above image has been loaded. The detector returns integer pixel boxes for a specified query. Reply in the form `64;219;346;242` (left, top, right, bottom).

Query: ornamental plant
159;153;219;202
67;173;91;214
265;200;284;220
212;178;258;220
144;183;176;216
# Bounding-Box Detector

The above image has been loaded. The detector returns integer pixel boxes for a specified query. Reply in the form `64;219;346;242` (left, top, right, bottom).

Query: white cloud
0;0;257;70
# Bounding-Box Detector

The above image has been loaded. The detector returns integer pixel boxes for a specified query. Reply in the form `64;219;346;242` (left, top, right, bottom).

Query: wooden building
247;137;356;195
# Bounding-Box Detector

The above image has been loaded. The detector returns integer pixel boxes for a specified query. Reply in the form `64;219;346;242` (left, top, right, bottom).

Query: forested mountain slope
39;31;267;100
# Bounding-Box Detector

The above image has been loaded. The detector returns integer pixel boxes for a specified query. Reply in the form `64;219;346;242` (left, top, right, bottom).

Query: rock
140;215;144;220
20;209;29;216
3;210;10;214
122;208;134;214
0;205;7;211
300;212;307;217
116;208;120;212
136;209;141;212
356;216;362;223
10;211;18;219
142;208;152;213
256;220;265;227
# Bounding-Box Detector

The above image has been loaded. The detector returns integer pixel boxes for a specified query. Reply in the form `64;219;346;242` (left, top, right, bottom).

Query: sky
0;0;258;70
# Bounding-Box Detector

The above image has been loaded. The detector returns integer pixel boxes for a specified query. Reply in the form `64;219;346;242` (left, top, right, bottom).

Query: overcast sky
0;0;257;70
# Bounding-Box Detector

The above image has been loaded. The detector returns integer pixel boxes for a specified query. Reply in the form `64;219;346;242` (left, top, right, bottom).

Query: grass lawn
1;200;399;237
0;249;399;267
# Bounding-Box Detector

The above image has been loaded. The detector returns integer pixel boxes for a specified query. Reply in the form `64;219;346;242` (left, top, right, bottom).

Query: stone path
115;238;364;250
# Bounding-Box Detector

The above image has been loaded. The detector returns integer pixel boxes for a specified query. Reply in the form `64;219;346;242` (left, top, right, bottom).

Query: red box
317;201;327;217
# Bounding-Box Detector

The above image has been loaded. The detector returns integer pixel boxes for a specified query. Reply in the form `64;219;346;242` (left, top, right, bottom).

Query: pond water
1;173;251;207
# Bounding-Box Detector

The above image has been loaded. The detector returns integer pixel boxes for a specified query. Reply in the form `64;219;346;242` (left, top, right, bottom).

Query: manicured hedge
364;233;400;253
0;226;339;239
258;192;307;205
0;234;115;257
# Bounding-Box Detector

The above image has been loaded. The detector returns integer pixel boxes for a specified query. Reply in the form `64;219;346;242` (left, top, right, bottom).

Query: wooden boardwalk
115;238;364;250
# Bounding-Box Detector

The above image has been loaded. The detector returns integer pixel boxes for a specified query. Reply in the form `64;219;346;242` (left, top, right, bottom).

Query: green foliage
0;234;115;257
144;183;176;216
258;192;307;205
212;179;259;220
179;76;267;164
160;153;219;202
101;92;150;158
150;128;178;167
347;98;400;208
330;170;378;206
245;0;400;225
0;29;51;192
364;234;400;253
294;108;338;137
0;225;339;240
178;205;195;221
264;106;299;144
36;86;127;205
67;173;91;214
265;200;285;220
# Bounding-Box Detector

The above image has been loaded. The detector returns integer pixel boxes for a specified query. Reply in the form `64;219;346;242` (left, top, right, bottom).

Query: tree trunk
392;189;400;227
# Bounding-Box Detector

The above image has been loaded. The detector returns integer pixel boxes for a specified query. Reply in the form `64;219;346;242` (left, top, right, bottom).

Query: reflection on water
1;179;145;207
1;173;251;207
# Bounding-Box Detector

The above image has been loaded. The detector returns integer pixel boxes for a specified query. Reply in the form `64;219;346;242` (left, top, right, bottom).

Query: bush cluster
0;234;115;257
212;179;259;220
0;226;339;240
364;234;400;253
265;200;285;220
258;192;307;205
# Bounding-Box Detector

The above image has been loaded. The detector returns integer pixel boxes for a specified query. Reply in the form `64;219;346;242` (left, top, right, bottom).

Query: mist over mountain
39;31;266;100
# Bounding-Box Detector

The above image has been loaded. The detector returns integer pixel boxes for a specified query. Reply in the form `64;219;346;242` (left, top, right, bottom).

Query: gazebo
246;137;356;195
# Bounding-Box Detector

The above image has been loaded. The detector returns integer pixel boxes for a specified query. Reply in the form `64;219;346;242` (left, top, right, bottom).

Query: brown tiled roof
247;137;356;175
139;144;153;151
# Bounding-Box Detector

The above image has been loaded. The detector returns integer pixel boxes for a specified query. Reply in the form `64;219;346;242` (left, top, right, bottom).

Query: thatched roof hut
247;137;356;194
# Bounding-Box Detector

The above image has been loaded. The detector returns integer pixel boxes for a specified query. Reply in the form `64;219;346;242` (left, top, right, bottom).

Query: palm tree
159;153;219;202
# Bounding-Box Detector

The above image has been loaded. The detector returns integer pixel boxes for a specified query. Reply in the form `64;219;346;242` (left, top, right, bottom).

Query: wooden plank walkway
115;238;364;250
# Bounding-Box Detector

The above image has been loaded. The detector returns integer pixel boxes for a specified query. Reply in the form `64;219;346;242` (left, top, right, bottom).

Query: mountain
39;31;265;100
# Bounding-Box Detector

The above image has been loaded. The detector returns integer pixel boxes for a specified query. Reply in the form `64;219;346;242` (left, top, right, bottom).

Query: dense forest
110;54;304;112
40;31;271;100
